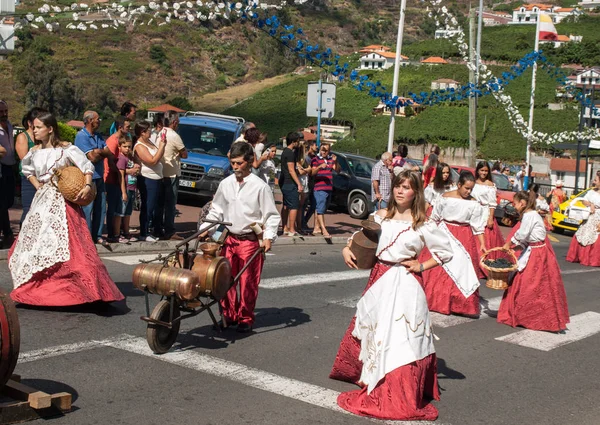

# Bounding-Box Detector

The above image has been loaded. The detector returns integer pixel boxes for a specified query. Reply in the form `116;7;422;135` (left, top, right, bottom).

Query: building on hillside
550;158;595;190
575;67;600;87
477;11;512;26
540;34;582;48
372;98;423;117
434;29;462;39
359;45;391;54
577;0;599;10
555;74;578;99
146;104;187;122
431;78;460;90
320;124;351;143
420;56;448;66
359;51;409;70
511;4;580;24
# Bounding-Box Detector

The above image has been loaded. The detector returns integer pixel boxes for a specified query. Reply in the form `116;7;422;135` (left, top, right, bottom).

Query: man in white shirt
199;142;280;333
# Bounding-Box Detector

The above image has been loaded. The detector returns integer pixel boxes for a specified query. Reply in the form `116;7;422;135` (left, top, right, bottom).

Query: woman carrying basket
472;161;505;252
8;113;124;307
330;170;453;421
498;190;569;332
420;171;487;316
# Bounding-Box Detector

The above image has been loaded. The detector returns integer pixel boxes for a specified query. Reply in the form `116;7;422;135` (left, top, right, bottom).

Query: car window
491;173;513;191
346;157;375;178
335;155;351;174
178;124;234;157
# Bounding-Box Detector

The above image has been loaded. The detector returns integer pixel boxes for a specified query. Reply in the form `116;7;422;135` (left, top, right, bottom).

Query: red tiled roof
513;3;553;11
66;120;85;129
550;158;586;172
556;7;574;12
302;131;317;142
556;35;571;42
148;104;186;113
361;44;390;51
421;56;448;64
375;51;409;60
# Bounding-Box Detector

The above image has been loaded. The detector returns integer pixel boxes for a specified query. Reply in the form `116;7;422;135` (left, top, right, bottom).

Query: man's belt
229;232;258;241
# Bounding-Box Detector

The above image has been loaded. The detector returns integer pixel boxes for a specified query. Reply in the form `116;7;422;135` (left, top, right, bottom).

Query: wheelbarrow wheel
146;300;180;354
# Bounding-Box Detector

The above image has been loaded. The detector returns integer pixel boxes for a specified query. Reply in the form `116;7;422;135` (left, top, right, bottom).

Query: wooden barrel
0;289;20;389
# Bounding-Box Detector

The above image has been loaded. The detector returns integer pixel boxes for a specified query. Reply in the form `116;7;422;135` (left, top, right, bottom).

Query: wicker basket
53;166;96;206
480;247;518;290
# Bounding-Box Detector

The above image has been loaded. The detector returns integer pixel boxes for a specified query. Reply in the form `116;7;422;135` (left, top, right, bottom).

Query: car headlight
207;167;225;177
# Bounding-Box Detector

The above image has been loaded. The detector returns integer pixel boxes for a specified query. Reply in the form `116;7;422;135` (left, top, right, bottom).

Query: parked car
551;188;591;233
450;166;516;225
330;152;377;219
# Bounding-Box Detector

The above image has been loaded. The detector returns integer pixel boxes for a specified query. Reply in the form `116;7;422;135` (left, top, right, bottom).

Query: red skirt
497;242;569;332
9;202;124;307
483;220;505;249
420;223;480;316
566;236;600;267
330;263;439;421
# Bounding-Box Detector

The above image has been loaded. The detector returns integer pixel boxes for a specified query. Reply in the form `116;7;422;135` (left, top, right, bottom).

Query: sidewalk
1;193;363;259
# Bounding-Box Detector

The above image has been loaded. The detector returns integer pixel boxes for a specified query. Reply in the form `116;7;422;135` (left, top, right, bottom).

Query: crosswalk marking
494;312;600;351
104;254;168;265
561;268;598;275
260;270;371;289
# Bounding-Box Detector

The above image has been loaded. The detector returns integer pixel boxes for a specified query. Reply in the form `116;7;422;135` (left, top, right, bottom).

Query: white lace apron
9;184;70;288
574;211;600;247
353;265;435;394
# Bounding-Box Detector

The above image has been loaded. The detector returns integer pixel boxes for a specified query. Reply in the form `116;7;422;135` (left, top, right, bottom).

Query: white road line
18;334;131;363
495;312;600;351
260;270;371;289
561;268;598;275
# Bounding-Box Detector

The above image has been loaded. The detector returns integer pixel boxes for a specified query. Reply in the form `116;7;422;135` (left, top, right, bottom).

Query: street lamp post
387;0;407;154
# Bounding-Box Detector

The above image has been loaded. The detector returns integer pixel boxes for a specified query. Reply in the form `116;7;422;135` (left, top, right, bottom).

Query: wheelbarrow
132;219;264;354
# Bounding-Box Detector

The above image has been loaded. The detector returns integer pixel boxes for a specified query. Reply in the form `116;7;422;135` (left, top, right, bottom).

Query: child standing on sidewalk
116;137;140;242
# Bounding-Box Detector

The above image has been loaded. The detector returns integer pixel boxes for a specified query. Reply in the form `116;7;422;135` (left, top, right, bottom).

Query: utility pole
575;83;587;194
468;8;477;167
475;0;484;85
387;0;407;154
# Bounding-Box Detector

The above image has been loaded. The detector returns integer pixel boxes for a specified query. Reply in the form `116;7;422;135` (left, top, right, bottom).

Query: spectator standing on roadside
492;161;502;174
371;152;393;211
302;139;319;232
109;102;137;136
279;132;303;236
311;143;340;238
115;137;139;242
295;141;311;234
75;110;114;246
258;143;277;191
515;163;526;191
422;154;439;187
104;116;131;242
423;144;441;166
15;107;47;227
155;110;188;240
0;100;15;248
235;122;256;143
150;113;165;145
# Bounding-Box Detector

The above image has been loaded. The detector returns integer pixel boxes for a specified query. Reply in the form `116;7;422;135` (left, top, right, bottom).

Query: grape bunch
484;258;514;269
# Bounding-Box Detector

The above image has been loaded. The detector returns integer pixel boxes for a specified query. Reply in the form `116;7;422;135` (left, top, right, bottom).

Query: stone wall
405;144;470;166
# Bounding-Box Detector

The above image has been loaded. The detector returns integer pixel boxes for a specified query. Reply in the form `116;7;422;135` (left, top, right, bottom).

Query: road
0;232;599;425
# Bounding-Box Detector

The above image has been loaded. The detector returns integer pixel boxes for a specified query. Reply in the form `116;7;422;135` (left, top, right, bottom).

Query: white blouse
471;183;498;208
431;196;487;235
536;197;550;212
424;184;456;206
21;145;94;183
511;211;547;246
582;189;600;207
373;214;453;265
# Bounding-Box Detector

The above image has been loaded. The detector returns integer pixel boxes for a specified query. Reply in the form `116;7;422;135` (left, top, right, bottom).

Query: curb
0;235;349;260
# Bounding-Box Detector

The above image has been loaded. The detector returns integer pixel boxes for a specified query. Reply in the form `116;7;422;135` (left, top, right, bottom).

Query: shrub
58;122;78;143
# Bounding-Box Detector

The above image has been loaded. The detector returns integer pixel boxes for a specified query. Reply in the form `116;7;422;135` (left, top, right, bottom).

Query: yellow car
551;188;592;233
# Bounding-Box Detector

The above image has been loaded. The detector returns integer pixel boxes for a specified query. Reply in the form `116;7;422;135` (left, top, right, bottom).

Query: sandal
311;230;323;236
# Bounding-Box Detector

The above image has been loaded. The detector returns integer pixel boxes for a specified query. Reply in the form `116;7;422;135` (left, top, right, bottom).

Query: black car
331;152;377;219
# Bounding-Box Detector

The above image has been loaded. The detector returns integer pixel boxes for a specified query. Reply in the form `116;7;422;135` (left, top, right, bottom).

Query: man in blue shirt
74;110;114;244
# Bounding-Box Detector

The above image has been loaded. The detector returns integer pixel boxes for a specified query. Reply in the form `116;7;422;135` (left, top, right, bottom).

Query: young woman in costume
566;171;600;267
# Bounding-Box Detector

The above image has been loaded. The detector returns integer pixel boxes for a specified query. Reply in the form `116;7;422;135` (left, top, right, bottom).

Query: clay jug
349;220;381;269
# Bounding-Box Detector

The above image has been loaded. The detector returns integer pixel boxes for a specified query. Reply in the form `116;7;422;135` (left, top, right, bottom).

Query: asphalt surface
0;231;599;425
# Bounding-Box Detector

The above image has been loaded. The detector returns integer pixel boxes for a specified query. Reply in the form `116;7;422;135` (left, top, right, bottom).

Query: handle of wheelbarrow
232;246;265;283
176;219;234;249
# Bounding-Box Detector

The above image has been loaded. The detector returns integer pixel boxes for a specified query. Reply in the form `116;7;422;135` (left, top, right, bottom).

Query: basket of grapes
480;247;518;290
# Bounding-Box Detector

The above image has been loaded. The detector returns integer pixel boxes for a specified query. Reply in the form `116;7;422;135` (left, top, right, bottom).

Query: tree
167;97;194;111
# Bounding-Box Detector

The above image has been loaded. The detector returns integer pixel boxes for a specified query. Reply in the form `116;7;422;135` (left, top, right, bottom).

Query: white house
146;104;187;122
478;11;512;26
576;67;600;86
431;78;460;90
359;52;409;70
550;158;597;191
511;4;579;24
540;34;582;48
577;0;600;10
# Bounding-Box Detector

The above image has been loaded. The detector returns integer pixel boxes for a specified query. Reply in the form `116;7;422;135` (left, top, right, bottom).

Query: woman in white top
134;121;166;242
472;162;505;251
420;171;487;316
331;170;452;420
295;142;311;234
567;171;600;266
499;190;569;331
424;162;456;214
9;112;123;306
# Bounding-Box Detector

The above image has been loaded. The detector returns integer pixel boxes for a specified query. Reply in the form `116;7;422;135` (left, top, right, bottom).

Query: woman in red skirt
566;171;600;267
472;161;505;251
8;112;124;307
330;170;453;421
420;171;487;316
498;190;569;332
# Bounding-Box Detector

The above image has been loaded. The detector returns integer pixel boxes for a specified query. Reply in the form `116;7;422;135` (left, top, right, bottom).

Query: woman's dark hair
397;144;408;158
424;153;438;173
22;107;48;129
385;170;426;229
134;121;151;138
514;189;537;216
34;112;61;147
430;144;441;155
245;128;261;145
475;161;493;182
433;163;453;190
458;170;476;186
229;141;255;162
152;113;165;128
492;161;502;172
264;142;276;151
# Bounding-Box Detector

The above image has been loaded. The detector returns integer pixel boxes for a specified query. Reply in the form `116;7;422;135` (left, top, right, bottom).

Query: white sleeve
470;203;486;235
487;186;498;208
66;145;94;175
260;184;281;242
424;185;435;204
511;213;534;246
430;198;444;223
536;198;549;212
21;149;35;179
419;220;453;264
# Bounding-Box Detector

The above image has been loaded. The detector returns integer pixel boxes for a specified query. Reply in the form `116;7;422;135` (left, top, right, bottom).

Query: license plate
564;218;580;225
179;180;195;188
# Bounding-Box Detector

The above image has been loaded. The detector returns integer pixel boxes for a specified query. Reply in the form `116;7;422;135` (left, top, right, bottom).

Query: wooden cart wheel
0;289;20;389
146;300;180;354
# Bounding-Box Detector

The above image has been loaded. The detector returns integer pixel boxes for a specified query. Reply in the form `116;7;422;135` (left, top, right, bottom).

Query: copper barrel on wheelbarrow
191;242;232;301
0;289;20;389
132;265;201;301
